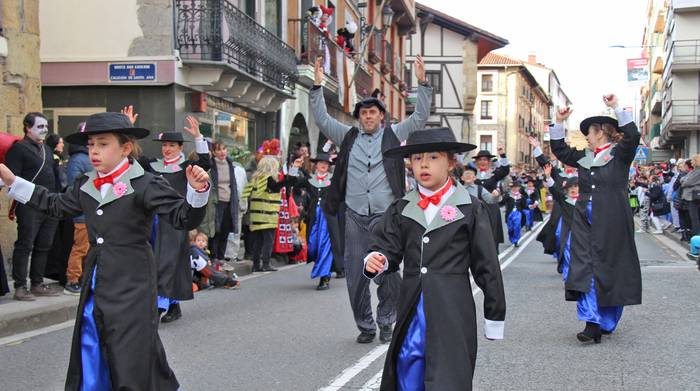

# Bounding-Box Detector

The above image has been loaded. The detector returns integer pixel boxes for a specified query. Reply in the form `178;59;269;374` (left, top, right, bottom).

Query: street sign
634;146;649;161
108;63;156;82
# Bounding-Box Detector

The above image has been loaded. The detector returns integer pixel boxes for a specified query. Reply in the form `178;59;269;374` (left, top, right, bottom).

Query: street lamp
382;5;394;32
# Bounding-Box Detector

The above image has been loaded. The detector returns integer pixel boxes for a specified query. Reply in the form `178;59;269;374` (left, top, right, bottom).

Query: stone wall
0;0;42;270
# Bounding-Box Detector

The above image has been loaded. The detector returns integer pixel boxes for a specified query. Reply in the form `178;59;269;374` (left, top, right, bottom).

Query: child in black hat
0;112;210;390
296;152;343;290
504;181;527;247
363;127;505;391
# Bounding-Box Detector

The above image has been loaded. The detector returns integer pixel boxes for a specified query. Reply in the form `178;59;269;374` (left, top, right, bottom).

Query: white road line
322;218;548;391
0;320;74;347
318;344;390;391
358;369;384;391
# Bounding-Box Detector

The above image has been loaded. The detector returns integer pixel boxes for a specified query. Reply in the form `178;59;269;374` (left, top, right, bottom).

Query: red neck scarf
316;173;328;181
93;161;130;190
164;156;181;166
418;180;452;209
594;143;612;157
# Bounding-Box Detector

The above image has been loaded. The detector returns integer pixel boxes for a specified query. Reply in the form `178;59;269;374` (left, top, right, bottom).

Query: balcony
651;82;662;115
663;39;700;80
176;0;297;111
662;99;700;130
287;19;374;100
389;0;418;36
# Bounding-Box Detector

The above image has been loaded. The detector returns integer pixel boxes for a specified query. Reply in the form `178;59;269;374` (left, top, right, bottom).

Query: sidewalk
0;256;289;339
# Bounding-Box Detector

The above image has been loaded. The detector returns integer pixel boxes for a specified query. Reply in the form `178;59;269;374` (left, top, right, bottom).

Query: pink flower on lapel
171;164;180;172
603;155;611;162
439;205;458;222
324;180;331;186
112;182;127;197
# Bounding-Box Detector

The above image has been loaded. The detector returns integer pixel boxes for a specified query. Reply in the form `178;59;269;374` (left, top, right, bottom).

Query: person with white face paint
4;112;62;301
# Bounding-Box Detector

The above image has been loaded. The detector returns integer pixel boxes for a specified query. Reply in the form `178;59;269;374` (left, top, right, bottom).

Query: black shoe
576;322;601;344
316;277;330;291
379;324;393;343
252;265;263;273
356;332;376;344
160;303;182;324
601;329;613;335
262;265;278;272
334;271;346;279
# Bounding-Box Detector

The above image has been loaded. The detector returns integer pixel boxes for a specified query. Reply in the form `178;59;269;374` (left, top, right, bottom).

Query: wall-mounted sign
109;63;156;82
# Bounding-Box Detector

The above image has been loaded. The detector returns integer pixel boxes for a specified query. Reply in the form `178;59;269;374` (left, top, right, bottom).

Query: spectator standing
5;112;60;301
63;127;93;295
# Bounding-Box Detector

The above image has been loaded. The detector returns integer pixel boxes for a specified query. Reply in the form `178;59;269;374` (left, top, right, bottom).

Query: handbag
692;190;700;202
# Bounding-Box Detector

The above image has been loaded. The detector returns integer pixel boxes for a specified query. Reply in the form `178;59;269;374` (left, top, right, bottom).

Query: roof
415;2;509;60
479;52;523;65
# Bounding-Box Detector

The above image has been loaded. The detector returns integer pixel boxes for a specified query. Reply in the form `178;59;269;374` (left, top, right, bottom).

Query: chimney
528;54;537;64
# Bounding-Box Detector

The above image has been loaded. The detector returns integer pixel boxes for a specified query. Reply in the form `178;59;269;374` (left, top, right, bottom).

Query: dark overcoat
474;164;509;245
23;161;205;390
368;185;506;391
551;121;642;306
144;152;210;300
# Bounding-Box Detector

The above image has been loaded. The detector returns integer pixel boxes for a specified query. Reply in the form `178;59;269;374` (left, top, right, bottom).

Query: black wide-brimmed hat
463;165;477;174
472;150;496;160
65;112;150;145
310;152;334;164
383;127;476;158
353;97;386;119
153;132;187;143
579;111;620;136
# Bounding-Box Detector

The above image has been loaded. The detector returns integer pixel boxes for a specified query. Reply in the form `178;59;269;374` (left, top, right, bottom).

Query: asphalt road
0;221;698;391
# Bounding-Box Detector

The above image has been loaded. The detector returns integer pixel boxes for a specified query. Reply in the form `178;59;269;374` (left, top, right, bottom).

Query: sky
419;0;650;126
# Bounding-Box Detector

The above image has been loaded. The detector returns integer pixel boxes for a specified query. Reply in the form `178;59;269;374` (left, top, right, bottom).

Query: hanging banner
626;58;649;84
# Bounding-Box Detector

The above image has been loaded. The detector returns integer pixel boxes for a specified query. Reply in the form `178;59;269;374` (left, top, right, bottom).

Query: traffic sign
634;146;649;161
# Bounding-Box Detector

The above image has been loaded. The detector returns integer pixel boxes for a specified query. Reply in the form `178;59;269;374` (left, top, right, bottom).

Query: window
481;74;493;92
479;135;493;152
426;71;441;94
480;100;492;120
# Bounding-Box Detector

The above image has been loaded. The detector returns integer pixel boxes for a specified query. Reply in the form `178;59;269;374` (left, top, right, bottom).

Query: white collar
98;158;129;178
417;178;451;196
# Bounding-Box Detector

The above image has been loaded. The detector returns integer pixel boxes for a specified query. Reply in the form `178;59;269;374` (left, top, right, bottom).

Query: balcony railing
664;39;700;79
176;0;297;93
287;18;374;98
662;99;700;129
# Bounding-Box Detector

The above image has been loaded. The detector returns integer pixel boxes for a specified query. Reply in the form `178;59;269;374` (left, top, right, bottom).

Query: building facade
0;0;43;263
655;0;700;157
0;0;42;135
284;0;416;155
403;2;508;147
475;53;551;165
40;0;297;158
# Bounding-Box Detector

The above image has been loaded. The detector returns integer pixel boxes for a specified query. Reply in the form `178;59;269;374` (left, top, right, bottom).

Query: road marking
0;320;74;347
238;263;305;282
318;344;390;391
321;219;548;391
358;370;384;391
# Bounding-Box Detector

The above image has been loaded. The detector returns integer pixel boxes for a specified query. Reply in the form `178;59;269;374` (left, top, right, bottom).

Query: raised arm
550;107;585;167
604;95;640;165
393;55;432;141
491;147;511;181
468;201;506;340
309;57;352;144
183;115;211;171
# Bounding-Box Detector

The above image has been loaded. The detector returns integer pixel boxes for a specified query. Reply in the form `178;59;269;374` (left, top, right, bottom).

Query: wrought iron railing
176;0;297;93
287;18;374;98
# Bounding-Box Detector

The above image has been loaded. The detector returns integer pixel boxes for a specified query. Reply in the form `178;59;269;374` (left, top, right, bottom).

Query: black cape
367;185;506;390
143;152;210;300
551;121;642;307
23;161;206;390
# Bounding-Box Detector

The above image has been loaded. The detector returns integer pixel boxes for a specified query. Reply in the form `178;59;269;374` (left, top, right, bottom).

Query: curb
0;255;295;339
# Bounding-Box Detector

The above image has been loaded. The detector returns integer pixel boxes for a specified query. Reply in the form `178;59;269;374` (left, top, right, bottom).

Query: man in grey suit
309;56;432;343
